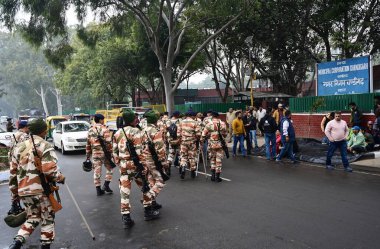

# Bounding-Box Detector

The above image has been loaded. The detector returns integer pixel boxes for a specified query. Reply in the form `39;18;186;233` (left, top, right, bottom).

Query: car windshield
75;116;91;122
64;123;89;132
53;119;66;125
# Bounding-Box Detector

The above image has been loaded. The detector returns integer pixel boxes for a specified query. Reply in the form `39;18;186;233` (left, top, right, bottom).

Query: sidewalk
227;135;380;173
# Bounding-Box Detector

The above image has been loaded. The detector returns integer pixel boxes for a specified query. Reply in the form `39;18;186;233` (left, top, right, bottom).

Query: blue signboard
317;56;370;96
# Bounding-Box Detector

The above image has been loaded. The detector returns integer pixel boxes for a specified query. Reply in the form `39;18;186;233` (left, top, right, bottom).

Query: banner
317;56;370;96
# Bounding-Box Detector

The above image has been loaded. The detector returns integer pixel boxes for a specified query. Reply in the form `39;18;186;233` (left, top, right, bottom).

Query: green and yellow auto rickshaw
46;116;67;139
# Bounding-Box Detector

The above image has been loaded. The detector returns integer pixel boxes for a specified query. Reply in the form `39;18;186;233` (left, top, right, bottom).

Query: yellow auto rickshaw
46;116;67;139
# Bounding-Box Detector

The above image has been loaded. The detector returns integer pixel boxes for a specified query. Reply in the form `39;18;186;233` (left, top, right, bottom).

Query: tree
0;0;250;113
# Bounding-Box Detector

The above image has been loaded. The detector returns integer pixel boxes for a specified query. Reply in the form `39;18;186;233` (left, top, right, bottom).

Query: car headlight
66;137;76;142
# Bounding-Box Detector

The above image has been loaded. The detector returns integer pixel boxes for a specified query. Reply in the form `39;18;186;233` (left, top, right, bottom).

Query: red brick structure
292;113;376;139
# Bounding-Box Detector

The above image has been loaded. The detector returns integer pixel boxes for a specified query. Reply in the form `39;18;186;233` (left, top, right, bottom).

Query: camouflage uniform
178;116;201;172
166;117;181;165
142;124;166;197
9;135;64;245
8;130;30;166
156;116;168;145
86;123;113;187
201;118;227;173
113;126;153;214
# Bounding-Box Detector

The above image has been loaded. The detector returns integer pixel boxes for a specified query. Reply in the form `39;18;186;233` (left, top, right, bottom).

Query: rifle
121;128;150;193
30;135;62;213
144;131;170;182
95;127;117;168
217;122;229;158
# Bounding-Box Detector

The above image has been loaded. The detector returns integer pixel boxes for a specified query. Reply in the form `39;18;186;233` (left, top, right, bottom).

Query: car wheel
61;142;66;155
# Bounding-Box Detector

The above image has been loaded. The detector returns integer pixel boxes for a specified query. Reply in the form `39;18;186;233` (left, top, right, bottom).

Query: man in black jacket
242;111;253;154
258;108;277;160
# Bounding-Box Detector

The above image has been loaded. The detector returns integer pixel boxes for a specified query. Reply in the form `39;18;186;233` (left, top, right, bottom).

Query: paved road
1;152;380;249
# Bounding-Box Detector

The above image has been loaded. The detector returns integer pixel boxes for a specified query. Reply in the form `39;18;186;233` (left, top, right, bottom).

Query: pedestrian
226;108;236;143
324;112;353;172
242;111;253;154
6;118;15;132
8;119;65;249
258;107;277;160
273;103;285;127
373;109;380;144
347;126;367;154
276;110;298;164
348;102;363;128
177;110;201;179
232;111;246;157
249;111;259;149
166;111;181;170
142;110;167;205
257;106;266;136
320;112;335;144
8;121;29;160
86;113;114;196
156;112;168;145
113;110;159;229
363;121;376;151
200;111;227;182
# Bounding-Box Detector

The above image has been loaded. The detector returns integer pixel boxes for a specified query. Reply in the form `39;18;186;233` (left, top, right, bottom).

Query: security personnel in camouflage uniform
86;114;113;196
200;111;227;182
177;110;201;179
166;111;181;169
8;121;29;163
156;112;169;145
8;119;65;249
142;110;166;209
113;110;159;229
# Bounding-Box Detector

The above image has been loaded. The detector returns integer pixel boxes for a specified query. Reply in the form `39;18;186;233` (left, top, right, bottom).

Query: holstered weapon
121;128;150;193
30;135;62;213
95;127;117;168
144;131;170;182
217;122;229;159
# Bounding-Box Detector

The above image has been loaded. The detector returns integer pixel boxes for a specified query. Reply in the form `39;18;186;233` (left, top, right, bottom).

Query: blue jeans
326;140;349;168
250;130;258;148
233;135;246;156
277;141;296;161
264;133;276;160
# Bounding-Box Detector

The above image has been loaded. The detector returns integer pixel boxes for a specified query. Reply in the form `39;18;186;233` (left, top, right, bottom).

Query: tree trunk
162;70;175;114
40;85;50;117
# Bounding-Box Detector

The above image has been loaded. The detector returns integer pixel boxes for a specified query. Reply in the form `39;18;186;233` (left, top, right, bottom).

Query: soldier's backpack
168;121;178;139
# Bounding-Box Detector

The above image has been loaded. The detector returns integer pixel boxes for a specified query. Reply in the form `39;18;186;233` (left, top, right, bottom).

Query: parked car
0;127;13;147
52;121;90;154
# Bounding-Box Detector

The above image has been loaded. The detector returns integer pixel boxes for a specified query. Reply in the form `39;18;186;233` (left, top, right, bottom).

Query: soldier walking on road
113;110;159;229
8;121;29;162
166;111;181;170
142;110;167;212
178;110;201;179
200;111;227;182
86;114;114;196
8;119;65;249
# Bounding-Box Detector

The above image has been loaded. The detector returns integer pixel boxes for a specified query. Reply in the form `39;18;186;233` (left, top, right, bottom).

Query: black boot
96;186;105;196
152;200;162;210
210;169;216;182
191;170;196;178
144;205;160;221
122;214;135;229
8;240;22;249
180;167;185;179
102;181;113;194
216;173;223;182
41;244;50;249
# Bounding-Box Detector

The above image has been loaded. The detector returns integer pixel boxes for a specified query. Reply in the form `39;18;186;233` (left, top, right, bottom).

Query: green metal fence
175;103;247;113
289;93;380;113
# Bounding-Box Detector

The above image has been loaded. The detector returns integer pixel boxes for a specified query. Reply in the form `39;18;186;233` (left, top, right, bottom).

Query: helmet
82;159;93;172
4;202;27;228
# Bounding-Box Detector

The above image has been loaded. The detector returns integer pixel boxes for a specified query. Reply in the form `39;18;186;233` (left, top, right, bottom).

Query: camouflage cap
122;109;136;124
28;118;47;135
144;110;159;124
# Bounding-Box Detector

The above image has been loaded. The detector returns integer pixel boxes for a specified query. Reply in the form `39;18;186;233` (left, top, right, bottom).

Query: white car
52;121;90;154
0;127;13;147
